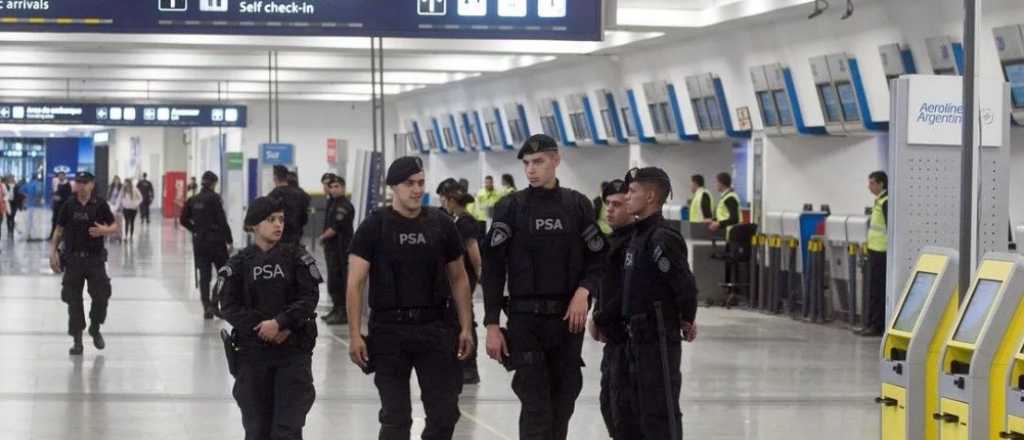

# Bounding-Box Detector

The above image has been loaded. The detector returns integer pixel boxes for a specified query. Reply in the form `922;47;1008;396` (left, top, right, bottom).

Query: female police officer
346;156;475;440
216;196;321;440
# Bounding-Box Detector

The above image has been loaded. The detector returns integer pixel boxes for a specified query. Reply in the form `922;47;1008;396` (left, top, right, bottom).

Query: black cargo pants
370;319;462;440
195;240;229;311
61;254;111;335
323;248;347;312
627;315;683;440
233;352;316;440
599;326;642;439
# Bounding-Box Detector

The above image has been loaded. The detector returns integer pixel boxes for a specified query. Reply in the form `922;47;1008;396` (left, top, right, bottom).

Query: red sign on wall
327;139;338;165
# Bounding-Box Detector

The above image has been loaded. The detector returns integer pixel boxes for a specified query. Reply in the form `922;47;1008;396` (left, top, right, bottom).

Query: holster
220;328;240;377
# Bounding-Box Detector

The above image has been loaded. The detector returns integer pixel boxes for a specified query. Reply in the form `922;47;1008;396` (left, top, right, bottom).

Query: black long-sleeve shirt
180;188;233;245
699;192;713;220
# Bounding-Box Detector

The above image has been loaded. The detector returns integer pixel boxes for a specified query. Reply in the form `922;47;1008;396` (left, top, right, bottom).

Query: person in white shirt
120;179;144;241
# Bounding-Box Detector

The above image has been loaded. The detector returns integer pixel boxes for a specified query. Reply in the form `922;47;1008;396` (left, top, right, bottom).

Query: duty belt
65;250;104;259
508;299;569;315
371;307;445;324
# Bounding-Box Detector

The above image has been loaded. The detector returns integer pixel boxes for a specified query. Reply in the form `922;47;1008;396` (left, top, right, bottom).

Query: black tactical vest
506;189;584;298
370;208;451;310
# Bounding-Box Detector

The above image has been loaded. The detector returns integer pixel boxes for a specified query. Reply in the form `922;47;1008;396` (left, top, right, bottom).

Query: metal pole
268;51;273;144
958;0;976;295
275;51;280;143
370;38;378;156
378;37;386;202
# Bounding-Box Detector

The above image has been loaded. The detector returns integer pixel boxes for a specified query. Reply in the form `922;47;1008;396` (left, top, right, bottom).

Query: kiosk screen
757;92;779;127
773;90;794;127
836;82;861;122
693;99;711;131
953;279;1003;344
705;97;723;130
892;272;937;332
818;84;842;123
1003;63;1024;109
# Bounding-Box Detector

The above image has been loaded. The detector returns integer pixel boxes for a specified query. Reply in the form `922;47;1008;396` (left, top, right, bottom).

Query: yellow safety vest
868;191;888;252
716;190;740;238
597;202;612;235
473;188;502;220
689;187;710;223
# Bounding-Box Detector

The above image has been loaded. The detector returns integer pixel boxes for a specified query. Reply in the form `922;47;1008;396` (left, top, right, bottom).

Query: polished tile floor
0;218;881;439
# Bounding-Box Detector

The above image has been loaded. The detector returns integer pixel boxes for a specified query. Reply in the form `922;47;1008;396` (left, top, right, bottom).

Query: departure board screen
892;272;938;332
1004;63;1024;109
953;279;1003;344
818;84;842;123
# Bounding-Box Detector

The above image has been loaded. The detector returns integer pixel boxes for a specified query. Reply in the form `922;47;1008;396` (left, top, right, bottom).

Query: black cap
385;156;424;186
602;179;628;200
624;167;672;195
245;196;284;228
74;172;94;183
201;171;218;184
436;177;460;197
517;134;558;159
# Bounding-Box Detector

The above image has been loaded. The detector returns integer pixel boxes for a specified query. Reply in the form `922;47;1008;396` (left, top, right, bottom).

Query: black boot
69;334;84;356
324;308;347;325
88;324;105;350
203;305;215;320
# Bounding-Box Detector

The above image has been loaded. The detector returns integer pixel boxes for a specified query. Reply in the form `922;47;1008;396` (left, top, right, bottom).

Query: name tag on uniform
530;217;565;235
398;232;427;246
253;264;285;280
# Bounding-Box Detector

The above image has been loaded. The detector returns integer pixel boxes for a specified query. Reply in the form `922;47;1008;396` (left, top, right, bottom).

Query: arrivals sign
0;102;247;127
0;0;603;41
905;75;1007;147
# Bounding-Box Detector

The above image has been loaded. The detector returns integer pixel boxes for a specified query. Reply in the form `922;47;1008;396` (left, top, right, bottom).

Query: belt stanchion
859;243;870;329
770;235;783;314
786;238;801;319
847;243;860;327
809;238;828;323
749;234;762;310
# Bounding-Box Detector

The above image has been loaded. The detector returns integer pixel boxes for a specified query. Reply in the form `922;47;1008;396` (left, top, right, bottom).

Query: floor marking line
458;404;513;440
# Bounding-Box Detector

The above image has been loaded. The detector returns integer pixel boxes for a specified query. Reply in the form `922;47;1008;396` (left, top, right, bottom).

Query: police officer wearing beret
318;175;354;326
49;172;119;355
346;156;475;440
622;167;699;440
180;171;233;319
216;196;321;440
588;179;642;439
482;134;607;440
268;165;311;245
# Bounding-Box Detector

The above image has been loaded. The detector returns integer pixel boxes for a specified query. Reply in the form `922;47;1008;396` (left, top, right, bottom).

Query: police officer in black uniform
588;179;642;439
437;184;484;384
268;165;310;245
621;167;699;440
216;196;321;440
346;157;475;440
318;175;354;326
482;134;607;440
180;171;234;319
48;172;119;355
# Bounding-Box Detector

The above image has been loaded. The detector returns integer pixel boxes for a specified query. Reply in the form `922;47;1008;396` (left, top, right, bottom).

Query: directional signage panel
0;0;603;41
0;102;247;127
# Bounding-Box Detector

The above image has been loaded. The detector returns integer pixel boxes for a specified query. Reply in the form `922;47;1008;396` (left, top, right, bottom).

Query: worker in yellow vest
688;174;713;223
472;175;503;221
708;172;740;238
860;170;889;337
498;173;516;198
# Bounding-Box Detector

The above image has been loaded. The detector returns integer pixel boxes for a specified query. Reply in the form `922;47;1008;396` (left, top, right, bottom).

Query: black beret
245;196;284;227
602;179;628;200
517;134;558;159
625;167;672;194
201;171;218;183
436;178;460;197
74;172;94;182
386;156;425;186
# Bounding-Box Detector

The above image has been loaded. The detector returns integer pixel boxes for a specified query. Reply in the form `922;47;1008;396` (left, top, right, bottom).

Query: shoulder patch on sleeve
217;265;233;278
490;221;511;247
581;224;605;252
299;253;323;282
652;245;664;263
658;256;672;273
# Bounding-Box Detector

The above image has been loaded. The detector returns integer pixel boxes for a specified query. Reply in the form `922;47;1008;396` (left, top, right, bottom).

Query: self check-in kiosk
408;120;427;154
537;98;571;146
565;93;602;146
993;25;1024;125
751;63;827;136
810;53;887;134
595;88;629;145
925;36;965;76
642;80;697;143
686;74;724;140
459;111;482;151
441;114;463;152
425;118;442;152
878;248;959;440
483;106;513;151
936;254;1024;440
504;102;529;146
880;43;918;86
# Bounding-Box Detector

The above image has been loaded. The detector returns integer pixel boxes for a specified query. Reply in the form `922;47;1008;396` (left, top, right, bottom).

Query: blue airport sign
0;0;603;41
0;103;247;127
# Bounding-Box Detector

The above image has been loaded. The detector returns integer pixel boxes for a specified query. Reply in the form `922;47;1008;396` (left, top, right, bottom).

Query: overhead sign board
0;102;246;127
0;0;603;41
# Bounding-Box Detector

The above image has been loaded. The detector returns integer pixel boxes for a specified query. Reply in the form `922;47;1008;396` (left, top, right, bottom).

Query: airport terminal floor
0;220;879;440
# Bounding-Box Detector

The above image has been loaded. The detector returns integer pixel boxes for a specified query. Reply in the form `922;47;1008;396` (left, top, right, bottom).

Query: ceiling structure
0;0;814;104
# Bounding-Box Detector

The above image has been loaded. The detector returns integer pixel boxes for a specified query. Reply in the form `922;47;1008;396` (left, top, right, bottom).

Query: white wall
1011;129;1024;226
